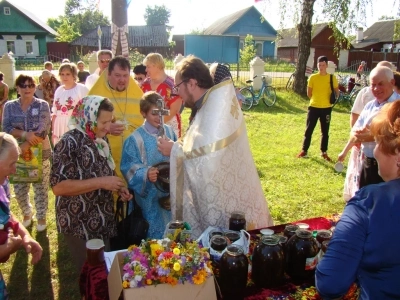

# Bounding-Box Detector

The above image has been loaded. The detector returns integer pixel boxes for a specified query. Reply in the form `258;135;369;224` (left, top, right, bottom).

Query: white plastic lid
86;239;105;250
296;223;310;230
260;229;274;236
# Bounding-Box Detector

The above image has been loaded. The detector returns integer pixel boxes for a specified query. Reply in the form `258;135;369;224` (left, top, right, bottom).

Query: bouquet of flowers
121;238;213;289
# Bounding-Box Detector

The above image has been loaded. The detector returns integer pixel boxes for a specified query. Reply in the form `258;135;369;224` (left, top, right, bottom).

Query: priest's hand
110;122;125;136
157;137;174;157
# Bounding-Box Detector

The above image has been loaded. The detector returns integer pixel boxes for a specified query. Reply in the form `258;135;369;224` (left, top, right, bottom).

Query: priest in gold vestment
158;55;274;238
88;56;143;177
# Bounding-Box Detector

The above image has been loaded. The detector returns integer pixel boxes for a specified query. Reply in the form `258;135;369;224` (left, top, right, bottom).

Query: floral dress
141;76;181;137
52;83;88;145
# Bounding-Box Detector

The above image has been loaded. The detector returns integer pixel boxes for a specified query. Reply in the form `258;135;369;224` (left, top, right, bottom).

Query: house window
255;42;263;57
239;41;244;50
26;41;33;54
6;41;15;54
4;7;10;15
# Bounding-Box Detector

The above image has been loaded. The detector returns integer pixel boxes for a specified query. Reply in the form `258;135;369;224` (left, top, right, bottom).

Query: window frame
4;7;10;15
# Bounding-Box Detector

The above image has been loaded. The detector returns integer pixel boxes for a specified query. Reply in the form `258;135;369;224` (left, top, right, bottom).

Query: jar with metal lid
252;235;285;288
284;224;299;240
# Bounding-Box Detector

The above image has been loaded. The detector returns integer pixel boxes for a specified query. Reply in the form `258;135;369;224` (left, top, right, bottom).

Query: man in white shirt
85;50;113;90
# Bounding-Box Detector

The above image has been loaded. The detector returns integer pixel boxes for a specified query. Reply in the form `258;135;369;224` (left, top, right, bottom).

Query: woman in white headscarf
50;95;132;272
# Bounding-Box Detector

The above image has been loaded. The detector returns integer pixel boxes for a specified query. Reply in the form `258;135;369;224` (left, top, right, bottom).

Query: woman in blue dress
121;91;177;239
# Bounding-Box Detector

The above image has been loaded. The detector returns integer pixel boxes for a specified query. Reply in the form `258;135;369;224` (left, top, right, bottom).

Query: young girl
120;91;177;239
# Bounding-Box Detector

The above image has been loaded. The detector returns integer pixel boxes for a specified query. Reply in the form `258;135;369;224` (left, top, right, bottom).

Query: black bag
109;193;149;251
329;74;337;105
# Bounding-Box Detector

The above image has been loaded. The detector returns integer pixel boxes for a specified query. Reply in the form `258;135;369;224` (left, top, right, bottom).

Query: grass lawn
2;89;353;299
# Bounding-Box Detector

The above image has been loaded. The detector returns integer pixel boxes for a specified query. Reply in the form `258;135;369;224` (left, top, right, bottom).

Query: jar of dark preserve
286;229;319;281
252;235;285;288
168;220;184;229
210;235;228;263
316;230;332;248
229;211;246;231
284;224;299;240
224;230;241;243
219;244;248;300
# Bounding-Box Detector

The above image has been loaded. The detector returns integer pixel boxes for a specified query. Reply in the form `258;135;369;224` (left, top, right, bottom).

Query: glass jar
252;235;285;288
168;220;185;229
316;230;332;248
219;244;249;300
229;211;246;231
210;235;228;264
321;240;330;257
284;224;299;240
286;229;319;281
224;230;241;243
208;229;224;241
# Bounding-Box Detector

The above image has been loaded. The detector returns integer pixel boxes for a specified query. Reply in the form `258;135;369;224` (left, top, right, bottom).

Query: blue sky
9;0;397;34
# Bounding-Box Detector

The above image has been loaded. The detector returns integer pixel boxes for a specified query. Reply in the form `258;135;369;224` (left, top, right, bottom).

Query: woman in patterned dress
51;96;132;272
52;63;88;145
142;53;183;138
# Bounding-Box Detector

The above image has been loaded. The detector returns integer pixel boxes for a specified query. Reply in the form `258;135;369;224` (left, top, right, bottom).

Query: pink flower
61;106;67;113
86;123;95;140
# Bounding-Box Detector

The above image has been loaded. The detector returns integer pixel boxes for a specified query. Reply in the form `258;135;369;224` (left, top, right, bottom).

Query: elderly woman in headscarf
50;96;132;272
316;100;400;299
0;132;43;297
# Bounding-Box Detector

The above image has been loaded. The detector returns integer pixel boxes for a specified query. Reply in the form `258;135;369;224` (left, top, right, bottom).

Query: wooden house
0;0;57;57
277;23;341;68
70;25;170;56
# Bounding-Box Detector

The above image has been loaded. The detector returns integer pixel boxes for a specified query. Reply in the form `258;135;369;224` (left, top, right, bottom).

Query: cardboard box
108;251;217;300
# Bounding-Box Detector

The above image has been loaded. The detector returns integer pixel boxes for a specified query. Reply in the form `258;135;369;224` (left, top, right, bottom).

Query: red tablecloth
79;216;355;300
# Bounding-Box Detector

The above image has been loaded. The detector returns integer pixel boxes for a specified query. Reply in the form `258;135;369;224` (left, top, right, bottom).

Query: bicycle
286;63;296;91
239;75;276;110
332;79;362;108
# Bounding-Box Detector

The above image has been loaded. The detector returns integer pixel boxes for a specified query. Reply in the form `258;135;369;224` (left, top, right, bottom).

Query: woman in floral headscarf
50;95;132;272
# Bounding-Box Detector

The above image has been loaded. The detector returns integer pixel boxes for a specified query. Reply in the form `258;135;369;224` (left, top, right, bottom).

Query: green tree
261;0;374;95
47;0;109;40
144;5;171;25
55;18;81;42
240;34;257;66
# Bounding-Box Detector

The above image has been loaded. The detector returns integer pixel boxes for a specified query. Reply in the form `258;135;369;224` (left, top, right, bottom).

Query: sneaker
321;152;332;162
296;150;308;158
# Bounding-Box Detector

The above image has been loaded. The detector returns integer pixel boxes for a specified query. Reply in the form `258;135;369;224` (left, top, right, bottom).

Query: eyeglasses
100;59;111;63
18;83;35;89
173;79;188;94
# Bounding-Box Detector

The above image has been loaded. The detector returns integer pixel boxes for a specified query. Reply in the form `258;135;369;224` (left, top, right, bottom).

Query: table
80;215;358;300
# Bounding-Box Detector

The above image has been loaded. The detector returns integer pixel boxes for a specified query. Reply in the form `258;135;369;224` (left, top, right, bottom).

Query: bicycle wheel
349;89;360;106
262;86;276;107
286;74;294;91
239;88;254;111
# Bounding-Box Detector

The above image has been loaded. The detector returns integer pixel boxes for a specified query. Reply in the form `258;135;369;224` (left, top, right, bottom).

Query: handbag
109;192;149;251
10;143;43;183
329;74;337;105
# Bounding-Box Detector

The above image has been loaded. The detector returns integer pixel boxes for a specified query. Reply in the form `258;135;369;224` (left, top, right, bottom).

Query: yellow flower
198;269;207;278
127;245;135;251
173;248;181;255
122;281;130;289
150;243;163;257
173;262;181;271
160;259;171;269
146;279;152;285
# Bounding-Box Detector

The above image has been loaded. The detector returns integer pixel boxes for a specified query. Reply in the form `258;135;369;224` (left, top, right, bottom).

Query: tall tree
261;0;374;95
47;0;109;42
144;5;171;25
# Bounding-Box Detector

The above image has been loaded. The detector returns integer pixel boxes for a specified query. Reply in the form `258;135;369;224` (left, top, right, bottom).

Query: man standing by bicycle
297;56;339;161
